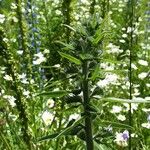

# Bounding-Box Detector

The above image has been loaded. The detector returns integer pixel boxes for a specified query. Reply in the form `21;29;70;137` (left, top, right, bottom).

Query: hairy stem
82;61;94;150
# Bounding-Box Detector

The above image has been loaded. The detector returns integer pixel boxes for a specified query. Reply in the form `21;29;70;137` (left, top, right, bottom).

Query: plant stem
82;61;94;150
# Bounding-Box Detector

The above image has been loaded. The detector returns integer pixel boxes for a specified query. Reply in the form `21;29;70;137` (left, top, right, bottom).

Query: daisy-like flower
42;111;54;126
114;130;129;147
46;99;55;108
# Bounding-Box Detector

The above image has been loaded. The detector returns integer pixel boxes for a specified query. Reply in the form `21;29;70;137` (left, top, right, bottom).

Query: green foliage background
0;0;150;149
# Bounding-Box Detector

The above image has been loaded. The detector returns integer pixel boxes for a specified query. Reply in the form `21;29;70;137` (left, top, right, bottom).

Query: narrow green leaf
91;65;100;81
62;24;76;32
101;97;150;103
58;52;81;65
54;117;83;139
38;117;84;142
97;118;133;129
94;141;111;150
55;41;74;50
38;133;59;142
0;131;12;150
36;90;68;98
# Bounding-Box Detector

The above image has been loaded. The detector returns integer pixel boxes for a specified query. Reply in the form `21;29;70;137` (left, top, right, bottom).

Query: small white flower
55;10;61;15
23;90;30;98
141;122;150;129
133;88;140;96
138;72;147;79
122;28;126;31
11;3;17;9
145;97;150;101
18;73;26;79
69;113;80;121
43;49;49;54
105;74;118;83
21;78;29;84
146;84;150;87
106;43;123;54
3;75;12;81
123;103;138;113
46;99;55;108
127;27;133;33
131;63;138;70
138;60;148;66
53;64;60;68
42;111;54;126
142;108;150;112
119;39;126;43
3;95;16;107
97;79;109;88
81;0;90;5
3;38;9;42
131;133;138;137
0;14;5;24
117;114;126;121
33;52;46;65
118;8;123;12
114;130;129;147
110;106;122;113
122;34;128;38
12;16;18;23
17;50;23;55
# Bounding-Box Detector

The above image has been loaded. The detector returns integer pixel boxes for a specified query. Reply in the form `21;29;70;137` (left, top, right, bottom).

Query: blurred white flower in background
106;43;123;54
3;95;16;107
138;60;148;66
33;52;46;65
131;63;138;70
119;39;125;43
122;34;128;38
3;75;13;81
0;14;5;23
17;50;23;55
97;79;109;88
69;113;80;121
123;103;138;113
3;38;8;42
138;72;148;79
141;123;150;129
127;27;133;33
11;3;17;9
55;10;61;15
81;0;90;5
117;114;126;121
43;49;49;54
97;73;118;88
23;89;30;98
110;106;122;113
42;111;54;126
53;64;61;68
105;74;118;83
